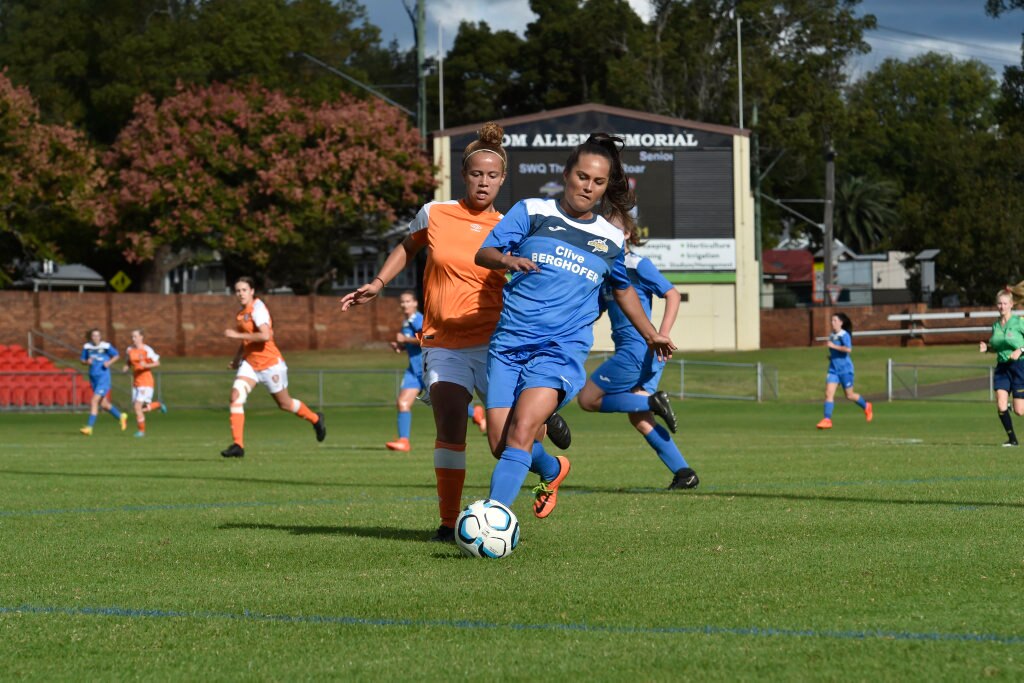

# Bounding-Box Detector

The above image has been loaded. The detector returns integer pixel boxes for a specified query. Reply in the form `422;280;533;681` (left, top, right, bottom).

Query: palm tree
835;175;899;254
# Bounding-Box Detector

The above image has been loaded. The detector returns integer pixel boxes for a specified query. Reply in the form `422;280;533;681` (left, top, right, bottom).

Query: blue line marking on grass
2;604;1022;645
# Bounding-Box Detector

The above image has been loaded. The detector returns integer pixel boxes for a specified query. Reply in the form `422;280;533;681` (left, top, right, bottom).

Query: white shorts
237;359;288;394
422;345;488;403
132;386;155;404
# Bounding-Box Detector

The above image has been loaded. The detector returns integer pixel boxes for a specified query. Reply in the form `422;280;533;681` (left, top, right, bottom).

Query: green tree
441;21;526;126
834;175;898;254
0;0;384;143
98;82;435;293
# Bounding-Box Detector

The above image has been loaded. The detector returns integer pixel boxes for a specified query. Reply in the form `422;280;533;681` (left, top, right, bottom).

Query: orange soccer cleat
472;405;487;434
385;437;411;452
532;455;571;519
816;418;833;430
865;402;873;423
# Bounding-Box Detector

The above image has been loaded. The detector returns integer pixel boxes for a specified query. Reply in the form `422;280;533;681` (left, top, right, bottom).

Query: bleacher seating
0;343;87;409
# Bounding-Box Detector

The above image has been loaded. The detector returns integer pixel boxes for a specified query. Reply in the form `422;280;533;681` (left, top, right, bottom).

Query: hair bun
478;122;504;145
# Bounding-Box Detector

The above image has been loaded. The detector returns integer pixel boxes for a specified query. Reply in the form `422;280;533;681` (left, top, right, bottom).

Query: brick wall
0;291;400;359
762;303;994;348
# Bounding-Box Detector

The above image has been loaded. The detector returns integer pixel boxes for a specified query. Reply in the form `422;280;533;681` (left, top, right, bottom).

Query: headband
463;147;507;169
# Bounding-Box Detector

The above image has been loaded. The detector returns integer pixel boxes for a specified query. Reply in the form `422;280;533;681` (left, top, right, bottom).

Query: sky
363;0;1023;78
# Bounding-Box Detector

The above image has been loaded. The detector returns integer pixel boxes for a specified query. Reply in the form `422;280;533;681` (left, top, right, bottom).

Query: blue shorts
993;361;1024;397
401;364;425;391
486;342;589;411
826;364;854;389
591;345;665;395
90;375;111;397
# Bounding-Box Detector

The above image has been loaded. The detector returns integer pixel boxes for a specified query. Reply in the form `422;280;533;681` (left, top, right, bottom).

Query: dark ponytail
837;312;853;335
563;133;635;219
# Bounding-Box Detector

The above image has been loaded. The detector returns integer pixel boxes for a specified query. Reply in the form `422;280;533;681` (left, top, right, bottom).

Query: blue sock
488;447;531;507
467;404;475;417
530;441;560;481
109;405;122;420
824;401;834;419
600;393;649;413
855;396;867;409
397;411;412;438
87;413;98;427
644;425;688;473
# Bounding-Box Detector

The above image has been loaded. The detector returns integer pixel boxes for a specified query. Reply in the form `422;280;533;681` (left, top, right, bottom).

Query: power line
867;34;1016;68
873;23;1021;59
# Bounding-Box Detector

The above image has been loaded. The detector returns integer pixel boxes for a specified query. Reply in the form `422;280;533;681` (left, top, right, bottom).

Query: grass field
2;347;1022;680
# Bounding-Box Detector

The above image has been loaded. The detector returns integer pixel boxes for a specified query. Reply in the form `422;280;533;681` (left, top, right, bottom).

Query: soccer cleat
865;402;873;423
158;402;168;414
472;405;487;434
816;418;833;430
79;426;93;436
532;455;571;519
220;443;245;458
119;413;128;431
134;431;145;438
385;437;410;452
313;412;327;442
429;524;455;543
545;412;572;450
668;467;700;490
1002;440;1019;448
648;391;678;433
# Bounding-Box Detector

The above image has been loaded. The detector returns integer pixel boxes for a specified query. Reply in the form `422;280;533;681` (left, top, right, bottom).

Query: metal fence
887;359;992;402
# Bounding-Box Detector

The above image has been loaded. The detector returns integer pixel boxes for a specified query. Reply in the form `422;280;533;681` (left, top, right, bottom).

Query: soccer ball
455;499;520;559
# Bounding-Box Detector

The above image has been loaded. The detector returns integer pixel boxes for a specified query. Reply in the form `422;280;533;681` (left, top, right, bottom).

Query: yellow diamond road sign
109;271;132;292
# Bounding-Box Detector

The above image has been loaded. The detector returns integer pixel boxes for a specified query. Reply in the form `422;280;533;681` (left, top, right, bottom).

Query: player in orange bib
220;276;326;458
122;329;166;437
341;123;568;542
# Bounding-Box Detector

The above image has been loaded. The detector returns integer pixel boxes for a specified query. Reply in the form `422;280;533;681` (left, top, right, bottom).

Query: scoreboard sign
446;107;739;272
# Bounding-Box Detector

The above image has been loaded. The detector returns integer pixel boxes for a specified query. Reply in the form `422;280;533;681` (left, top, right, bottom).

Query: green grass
2;347;1021;679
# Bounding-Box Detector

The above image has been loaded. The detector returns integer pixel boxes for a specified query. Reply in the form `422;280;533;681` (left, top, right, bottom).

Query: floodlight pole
823;146;836;288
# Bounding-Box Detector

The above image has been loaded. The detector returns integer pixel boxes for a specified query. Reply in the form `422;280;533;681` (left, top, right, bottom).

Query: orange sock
291;399;318;423
137;419;145;432
230;410;245;447
434;440;467;528
147;401;162;412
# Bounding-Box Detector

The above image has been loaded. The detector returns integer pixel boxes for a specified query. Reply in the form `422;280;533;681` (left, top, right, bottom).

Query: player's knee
231;380;251;406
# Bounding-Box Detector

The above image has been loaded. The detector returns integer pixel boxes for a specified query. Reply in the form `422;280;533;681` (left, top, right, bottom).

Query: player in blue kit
816;312;872;429
385;291;424;451
79;328;128;435
576;208;698;490
475;133;676;519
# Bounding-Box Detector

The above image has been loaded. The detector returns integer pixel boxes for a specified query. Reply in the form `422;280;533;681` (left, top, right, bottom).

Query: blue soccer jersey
402;311;424;372
482;198;630;353
604;252;674;351
828;330;853;368
81;341;117;379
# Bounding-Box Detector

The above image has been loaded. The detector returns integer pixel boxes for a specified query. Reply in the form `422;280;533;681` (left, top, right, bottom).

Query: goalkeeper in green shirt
979;285;1024;446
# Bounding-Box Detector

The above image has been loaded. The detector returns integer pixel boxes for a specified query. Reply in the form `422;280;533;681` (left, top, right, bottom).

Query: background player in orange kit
221;276;326;458
122;328;166;437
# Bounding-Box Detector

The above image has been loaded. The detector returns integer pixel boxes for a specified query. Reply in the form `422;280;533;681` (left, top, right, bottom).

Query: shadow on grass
0;468;436;490
220;521;430;541
568;486;1024;509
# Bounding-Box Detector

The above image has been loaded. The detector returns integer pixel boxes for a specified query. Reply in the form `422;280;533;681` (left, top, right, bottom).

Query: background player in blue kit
79;328;127;435
576;208;698;490
385;291;424;451
817;312;873;429
475;133;675;519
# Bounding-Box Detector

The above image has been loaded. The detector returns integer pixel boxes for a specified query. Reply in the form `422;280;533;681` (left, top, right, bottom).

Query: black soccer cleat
1002;440;1019;448
648;391;678;433
220;443;245;458
429;524;455;543
668;467;699;490
545;412;572;450
313;412;326;442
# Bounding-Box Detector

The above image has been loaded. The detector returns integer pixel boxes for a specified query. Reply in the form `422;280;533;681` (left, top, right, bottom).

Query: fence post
756;362;763;402
887;358;892;402
679;359;685;399
318;370;324;410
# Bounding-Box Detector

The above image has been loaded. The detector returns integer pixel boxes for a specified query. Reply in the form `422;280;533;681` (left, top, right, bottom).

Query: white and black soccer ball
455;499;520;559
